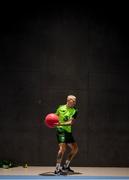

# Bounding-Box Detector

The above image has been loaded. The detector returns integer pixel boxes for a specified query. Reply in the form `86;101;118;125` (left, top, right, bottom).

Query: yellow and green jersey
55;104;78;133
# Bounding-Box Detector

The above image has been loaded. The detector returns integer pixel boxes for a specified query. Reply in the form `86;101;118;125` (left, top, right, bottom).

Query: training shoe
54;169;67;176
62;165;74;173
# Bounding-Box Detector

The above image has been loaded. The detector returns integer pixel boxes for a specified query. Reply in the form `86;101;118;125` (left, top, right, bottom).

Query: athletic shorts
56;129;75;143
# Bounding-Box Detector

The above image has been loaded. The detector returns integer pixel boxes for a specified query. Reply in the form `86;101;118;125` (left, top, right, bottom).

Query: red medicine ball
45;113;59;128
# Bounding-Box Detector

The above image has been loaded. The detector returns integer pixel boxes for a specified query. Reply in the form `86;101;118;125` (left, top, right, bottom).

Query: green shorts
56;129;75;143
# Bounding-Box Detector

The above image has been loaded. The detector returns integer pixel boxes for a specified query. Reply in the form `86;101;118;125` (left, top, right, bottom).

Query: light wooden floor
0;166;129;176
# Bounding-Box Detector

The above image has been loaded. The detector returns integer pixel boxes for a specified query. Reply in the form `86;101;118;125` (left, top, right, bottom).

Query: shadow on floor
39;171;83;176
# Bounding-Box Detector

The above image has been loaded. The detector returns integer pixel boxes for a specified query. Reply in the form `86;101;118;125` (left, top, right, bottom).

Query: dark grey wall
1;5;129;166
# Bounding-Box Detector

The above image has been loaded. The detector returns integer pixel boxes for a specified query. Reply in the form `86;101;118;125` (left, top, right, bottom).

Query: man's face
67;99;76;108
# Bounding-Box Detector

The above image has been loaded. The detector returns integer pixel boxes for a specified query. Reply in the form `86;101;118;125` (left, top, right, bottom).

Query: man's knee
71;144;79;154
74;146;79;154
59;144;66;154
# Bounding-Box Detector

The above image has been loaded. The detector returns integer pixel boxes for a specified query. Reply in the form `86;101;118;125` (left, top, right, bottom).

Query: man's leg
63;142;78;172
55;143;66;174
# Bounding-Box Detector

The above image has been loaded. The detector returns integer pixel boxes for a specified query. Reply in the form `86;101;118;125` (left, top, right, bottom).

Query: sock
56;163;61;171
64;160;70;168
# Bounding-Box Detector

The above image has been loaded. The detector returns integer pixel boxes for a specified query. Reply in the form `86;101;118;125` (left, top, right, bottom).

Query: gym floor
0;166;129;176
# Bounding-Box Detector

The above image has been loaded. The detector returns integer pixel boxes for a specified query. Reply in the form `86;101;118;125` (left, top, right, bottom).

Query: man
54;95;78;175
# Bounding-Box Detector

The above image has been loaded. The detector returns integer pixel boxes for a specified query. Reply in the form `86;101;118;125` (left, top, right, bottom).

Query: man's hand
53;122;61;126
53;122;68;126
54;118;74;127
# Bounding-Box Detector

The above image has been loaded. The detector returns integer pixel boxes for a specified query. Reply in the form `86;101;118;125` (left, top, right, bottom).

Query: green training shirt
55;104;78;133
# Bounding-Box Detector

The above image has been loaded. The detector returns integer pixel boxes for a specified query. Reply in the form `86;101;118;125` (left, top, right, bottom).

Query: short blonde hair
67;95;76;101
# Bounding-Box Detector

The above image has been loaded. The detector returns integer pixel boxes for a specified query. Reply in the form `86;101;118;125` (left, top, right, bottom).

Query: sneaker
62;165;74;173
54;169;67;176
